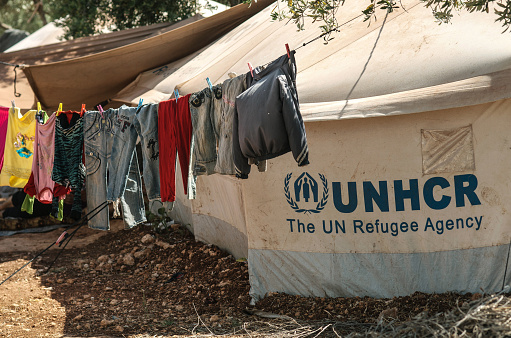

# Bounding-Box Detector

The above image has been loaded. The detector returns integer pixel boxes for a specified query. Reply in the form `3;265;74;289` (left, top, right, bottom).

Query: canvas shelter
0;15;206;110
19;0;273;111
105;0;511;300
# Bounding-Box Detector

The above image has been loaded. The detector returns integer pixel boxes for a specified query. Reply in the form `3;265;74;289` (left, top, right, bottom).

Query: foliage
46;0;200;39
0;0;50;34
146;206;173;233
269;0;511;37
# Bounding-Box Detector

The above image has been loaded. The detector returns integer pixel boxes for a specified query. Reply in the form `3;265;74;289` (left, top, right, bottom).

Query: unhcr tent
106;0;511;300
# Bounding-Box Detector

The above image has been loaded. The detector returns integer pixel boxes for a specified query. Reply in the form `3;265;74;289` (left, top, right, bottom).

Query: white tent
110;0;511;300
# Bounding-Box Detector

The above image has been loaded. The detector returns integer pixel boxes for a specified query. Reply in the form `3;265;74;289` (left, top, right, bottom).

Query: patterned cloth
51;112;85;219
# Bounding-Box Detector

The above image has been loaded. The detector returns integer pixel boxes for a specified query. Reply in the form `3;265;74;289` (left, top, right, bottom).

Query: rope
295;13;364;51
0;61;24;98
0;200;109;286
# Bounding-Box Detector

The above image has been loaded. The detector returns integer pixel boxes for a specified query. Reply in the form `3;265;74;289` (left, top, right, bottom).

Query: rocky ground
0;219;495;337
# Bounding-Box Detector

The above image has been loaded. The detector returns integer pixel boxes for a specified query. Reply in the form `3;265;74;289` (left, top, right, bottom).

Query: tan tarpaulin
112;0;511;118
0;16;202;109
21;0;273;111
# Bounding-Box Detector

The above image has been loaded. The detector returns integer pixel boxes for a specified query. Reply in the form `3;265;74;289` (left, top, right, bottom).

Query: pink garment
31;113;56;203
0;107;9;172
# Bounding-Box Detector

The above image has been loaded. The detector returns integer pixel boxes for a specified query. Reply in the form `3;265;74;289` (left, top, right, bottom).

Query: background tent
0;29;28;53
20;0;273;111
110;0;511;300
3;22;65;53
0;15;203;110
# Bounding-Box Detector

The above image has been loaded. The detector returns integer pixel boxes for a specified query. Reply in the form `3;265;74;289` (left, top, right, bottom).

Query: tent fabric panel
111;0;511;117
300;67;511;122
21;0;273;111
248;245;509;300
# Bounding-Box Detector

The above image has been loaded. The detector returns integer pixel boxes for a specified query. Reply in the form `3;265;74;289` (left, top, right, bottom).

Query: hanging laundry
51;111;85;220
158;94;192;203
233;51;309;179
84;104;159;231
213;73;249;175
22;112;71;220
187;85;222;199
0;107;36;187
0;106;9;173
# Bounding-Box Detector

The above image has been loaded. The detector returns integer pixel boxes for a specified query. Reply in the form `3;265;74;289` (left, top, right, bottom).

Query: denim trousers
187;87;221;199
84;108;146;230
109;104;161;201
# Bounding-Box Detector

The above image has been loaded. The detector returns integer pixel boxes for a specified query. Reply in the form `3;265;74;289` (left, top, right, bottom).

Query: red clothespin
56;231;68;246
80;103;86;116
285;43;290;58
97;104;104;118
247;62;254;77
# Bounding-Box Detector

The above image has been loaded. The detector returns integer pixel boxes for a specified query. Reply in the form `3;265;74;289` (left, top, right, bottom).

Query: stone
115;325;124;332
141;234;155;244
155;240;172;249
100;319;113;327
210;315;220;322
134;249;148;259
123;253;135;266
97;255;109;263
73;314;83;321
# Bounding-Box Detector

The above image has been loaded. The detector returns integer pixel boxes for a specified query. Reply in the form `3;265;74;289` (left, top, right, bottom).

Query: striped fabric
51;113;85;219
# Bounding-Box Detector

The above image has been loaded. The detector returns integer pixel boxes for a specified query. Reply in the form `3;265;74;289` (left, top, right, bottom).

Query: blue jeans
109;104;161;201
84;108;146;230
188;87;221;199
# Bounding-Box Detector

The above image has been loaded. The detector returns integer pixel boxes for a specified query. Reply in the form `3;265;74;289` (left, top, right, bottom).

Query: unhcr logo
284;172;329;214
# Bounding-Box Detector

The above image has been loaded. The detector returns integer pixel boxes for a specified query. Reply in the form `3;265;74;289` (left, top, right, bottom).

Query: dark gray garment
233;51;309;179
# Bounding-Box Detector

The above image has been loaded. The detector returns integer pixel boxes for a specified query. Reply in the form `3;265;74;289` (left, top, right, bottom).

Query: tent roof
20;0;272;111
113;0;511;120
3;22;65;53
0;15;203;109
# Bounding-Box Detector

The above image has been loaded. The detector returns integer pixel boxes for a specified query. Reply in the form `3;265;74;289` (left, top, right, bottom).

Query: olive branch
284;172;329;214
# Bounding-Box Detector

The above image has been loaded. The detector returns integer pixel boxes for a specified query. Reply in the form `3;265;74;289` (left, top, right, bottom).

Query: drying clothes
158;94;192;202
214;73;248;175
233;51;309;179
187;86;222;199
51;112;85;220
84;106;155;231
0;108;36;188
28;112;55;203
0;107;9;172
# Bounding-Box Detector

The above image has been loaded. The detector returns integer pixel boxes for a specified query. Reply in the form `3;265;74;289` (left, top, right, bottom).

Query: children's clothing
0;108;36;187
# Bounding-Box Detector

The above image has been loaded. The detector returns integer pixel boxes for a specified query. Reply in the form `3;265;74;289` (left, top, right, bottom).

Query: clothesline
0;61;25;98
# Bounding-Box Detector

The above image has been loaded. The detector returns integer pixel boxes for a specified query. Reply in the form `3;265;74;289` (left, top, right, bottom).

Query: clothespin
206;77;213;91
80;103;86;116
56;231;68;247
285;43;291;58
174;89;179;101
247;62;254;77
11;100;15;110
97;104;104;118
137;98;143;109
36;102;43;123
56;103;62;116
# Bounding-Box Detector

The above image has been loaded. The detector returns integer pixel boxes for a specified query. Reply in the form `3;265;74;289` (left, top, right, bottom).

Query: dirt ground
0;219;484;337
